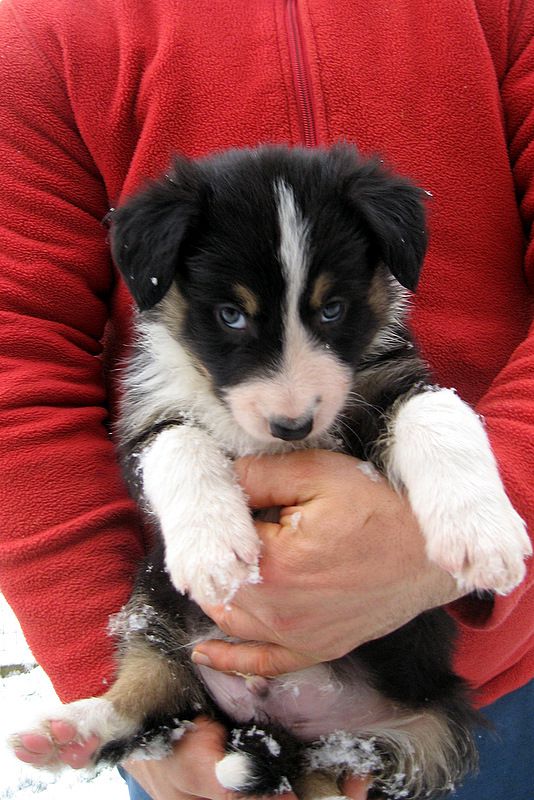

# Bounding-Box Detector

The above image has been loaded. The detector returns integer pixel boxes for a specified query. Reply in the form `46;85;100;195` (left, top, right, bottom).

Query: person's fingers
235;452;328;509
125;716;300;800
124;717;230;800
343;775;373;799
192;640;316;676
171;717;230;799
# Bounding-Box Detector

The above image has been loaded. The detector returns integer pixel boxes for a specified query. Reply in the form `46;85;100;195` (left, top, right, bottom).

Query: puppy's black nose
269;415;313;441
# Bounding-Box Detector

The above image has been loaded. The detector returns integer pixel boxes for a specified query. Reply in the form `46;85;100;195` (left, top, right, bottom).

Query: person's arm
0;11;228;800
0;0;148;702
456;0;534;631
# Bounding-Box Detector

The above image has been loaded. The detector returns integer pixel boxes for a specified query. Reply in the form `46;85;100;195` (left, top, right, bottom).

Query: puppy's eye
319;300;345;323
217;305;248;330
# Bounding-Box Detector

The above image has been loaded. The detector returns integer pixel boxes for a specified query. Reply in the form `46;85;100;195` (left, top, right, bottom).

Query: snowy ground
0;595;128;799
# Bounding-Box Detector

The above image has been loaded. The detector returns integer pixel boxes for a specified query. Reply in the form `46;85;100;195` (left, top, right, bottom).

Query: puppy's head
111;144;427;444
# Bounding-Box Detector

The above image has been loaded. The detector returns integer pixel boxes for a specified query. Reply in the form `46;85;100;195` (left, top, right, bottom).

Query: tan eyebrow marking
310;272;334;310
368;268;391;321
234;284;260;316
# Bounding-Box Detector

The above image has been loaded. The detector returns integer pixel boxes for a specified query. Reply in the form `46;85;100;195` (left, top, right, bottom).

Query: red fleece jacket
0;0;533;707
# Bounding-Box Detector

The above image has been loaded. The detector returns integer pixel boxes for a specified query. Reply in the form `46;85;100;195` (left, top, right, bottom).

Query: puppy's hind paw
9;720;101;771
9;697;137;772
216;752;256;792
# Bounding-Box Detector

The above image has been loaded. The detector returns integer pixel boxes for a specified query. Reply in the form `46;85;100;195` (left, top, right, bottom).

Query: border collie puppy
11;145;531;799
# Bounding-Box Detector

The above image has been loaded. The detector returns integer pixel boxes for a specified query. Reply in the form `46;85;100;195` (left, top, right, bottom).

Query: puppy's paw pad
50;721;79;745
11;731;55;768
57;735;102;769
10;722;100;771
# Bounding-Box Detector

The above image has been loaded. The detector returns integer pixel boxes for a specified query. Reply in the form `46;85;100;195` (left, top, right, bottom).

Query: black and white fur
11;145;531;799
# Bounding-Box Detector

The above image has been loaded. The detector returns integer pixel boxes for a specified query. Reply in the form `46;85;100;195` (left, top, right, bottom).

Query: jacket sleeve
0;1;145;702
450;0;534;635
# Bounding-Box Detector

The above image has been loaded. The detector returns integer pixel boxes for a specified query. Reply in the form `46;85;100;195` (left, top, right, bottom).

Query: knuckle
209;607;234;634
255;648;281;676
234;455;255;491
268;611;296;635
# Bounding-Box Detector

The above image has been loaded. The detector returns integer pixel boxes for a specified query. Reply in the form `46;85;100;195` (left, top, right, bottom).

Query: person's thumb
235;451;323;510
192;640;316;676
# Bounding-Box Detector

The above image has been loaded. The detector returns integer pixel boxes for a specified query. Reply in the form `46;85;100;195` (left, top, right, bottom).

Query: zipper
285;0;319;148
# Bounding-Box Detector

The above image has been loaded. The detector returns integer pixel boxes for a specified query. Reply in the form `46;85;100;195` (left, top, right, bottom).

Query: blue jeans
450;677;534;799
119;678;534;800
118;765;153;800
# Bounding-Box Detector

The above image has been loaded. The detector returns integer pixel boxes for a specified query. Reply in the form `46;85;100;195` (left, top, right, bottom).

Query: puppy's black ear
348;157;428;291
110;157;201;310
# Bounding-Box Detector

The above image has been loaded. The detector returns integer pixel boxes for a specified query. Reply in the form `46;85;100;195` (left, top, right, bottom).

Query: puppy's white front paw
425;494;531;595
166;513;262;606
141;425;262;605
386;388;532;597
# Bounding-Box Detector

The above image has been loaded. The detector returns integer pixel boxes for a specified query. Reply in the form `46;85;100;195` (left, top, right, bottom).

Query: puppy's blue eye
217;305;247;330
320;300;344;323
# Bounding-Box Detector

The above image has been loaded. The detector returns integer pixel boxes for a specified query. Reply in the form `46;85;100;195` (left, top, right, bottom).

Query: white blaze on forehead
275;178;316;387
275;178;309;322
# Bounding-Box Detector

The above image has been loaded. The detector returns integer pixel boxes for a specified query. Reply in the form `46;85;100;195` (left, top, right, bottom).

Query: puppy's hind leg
10;630;208;771
293;770;352;800
97;637;205;764
303;705;477;800
215;722;304;796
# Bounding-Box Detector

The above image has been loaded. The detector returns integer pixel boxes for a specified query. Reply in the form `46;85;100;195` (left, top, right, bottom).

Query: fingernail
191;650;211;666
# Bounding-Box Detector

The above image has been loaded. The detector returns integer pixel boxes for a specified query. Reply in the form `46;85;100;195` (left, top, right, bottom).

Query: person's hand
123;717;231;800
123;716;371;800
192;450;463;676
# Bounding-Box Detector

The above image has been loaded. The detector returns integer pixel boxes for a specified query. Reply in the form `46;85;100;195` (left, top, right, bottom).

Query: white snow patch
287;511;302;531
262;733;281;757
230;725;281;757
305;730;383;776
108;603;156;639
357;462;382;482
276;776;292;794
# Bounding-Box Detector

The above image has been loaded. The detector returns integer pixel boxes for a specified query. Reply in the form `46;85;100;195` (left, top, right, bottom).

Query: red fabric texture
0;0;532;706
